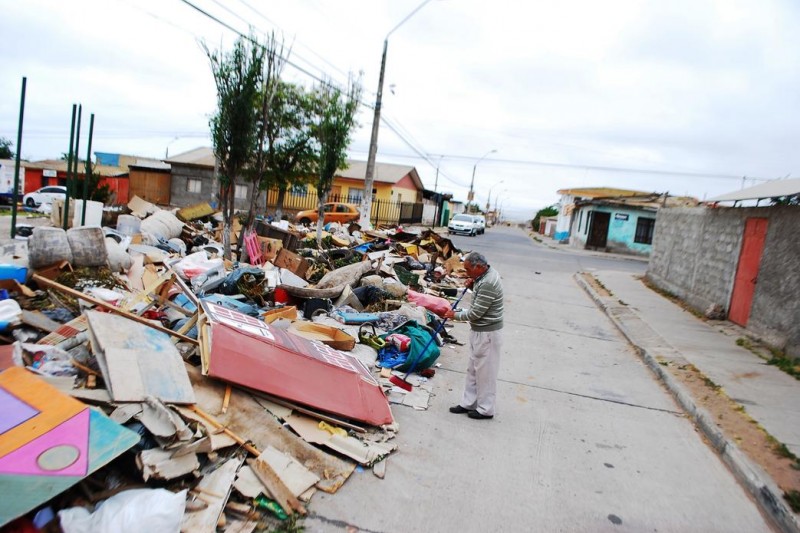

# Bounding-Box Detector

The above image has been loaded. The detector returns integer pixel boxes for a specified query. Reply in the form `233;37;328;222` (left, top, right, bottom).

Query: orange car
295;203;360;225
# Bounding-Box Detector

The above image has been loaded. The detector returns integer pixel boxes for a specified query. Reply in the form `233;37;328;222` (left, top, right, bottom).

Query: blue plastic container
0;264;27;283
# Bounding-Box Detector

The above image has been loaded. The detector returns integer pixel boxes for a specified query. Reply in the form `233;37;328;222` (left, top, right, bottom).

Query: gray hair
464;251;488;268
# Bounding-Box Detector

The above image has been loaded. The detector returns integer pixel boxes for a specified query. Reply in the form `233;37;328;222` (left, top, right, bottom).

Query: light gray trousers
460;329;503;416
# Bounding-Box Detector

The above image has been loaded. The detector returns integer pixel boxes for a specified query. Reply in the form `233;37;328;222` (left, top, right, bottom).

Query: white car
23;186;67;208
448;214;480;236
474;215;486;234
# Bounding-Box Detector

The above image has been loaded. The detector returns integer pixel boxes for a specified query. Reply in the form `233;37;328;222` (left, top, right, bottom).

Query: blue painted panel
94;152;120;166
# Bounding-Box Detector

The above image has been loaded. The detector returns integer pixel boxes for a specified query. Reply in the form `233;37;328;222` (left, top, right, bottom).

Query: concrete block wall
170;166;214;208
647;205;800;357
749;207;800;356
170;166;255;211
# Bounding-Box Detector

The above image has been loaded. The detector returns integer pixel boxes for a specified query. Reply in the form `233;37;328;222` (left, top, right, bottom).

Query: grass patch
784;490;800;513
737;337;800;381
593;277;612;296
270;515;304;533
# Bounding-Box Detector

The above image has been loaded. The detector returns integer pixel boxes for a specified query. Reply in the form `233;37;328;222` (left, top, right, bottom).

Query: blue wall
605;207;655;255
573;205;656;256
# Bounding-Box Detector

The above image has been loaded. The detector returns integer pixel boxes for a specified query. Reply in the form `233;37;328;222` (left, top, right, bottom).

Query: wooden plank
20;310;61;333
86;311;195;404
102;348;145;402
33;274;198;345
259;446;319;498
185;364;354;494
181;456;243;533
247;456;306;516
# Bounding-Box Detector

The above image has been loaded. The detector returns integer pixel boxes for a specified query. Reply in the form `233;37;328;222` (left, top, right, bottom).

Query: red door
728;218;768;326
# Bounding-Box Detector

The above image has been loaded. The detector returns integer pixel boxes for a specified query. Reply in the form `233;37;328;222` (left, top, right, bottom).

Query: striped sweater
455;266;504;331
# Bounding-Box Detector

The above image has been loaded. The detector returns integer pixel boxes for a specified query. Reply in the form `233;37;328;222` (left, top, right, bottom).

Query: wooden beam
32;274;198;345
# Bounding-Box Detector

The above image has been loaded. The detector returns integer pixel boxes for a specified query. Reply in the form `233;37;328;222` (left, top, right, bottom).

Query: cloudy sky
2;0;799;220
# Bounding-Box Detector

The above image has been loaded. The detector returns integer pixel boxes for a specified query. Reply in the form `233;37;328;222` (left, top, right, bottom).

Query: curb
575;272;799;533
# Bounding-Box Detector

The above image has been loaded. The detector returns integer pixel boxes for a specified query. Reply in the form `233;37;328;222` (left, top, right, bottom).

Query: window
348;188;364;203
578;211;583;232
234;184;248;199
634;217;656;244
187;179;201;194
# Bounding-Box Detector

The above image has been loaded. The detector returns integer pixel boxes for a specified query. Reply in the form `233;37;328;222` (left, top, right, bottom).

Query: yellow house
330;159;424;204
165;148;425;223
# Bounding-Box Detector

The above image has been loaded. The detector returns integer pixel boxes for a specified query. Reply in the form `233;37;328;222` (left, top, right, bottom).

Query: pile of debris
0;197;471;532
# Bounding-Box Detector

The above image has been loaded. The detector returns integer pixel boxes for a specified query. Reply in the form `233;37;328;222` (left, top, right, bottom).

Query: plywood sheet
185;364;354;494
0;368;139;527
86;311;195;404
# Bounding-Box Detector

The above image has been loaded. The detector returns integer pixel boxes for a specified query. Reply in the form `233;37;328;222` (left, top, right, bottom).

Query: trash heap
0;196;471;532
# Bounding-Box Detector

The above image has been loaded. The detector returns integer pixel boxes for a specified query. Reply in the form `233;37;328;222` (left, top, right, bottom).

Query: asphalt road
305;225;773;532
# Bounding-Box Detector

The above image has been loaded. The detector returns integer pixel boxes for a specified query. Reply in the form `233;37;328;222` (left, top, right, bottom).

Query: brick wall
647;205;800;357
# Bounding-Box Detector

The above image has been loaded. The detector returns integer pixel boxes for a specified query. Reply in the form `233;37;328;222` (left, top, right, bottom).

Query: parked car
22;186;67;208
448;213;481;236
294;202;360;225
474;215;486;234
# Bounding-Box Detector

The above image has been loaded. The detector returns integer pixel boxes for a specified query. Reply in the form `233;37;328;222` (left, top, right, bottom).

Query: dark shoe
449;405;471;414
467;411;494;420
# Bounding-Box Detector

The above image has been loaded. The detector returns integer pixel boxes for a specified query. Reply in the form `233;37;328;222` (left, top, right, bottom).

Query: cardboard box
274;248;309;279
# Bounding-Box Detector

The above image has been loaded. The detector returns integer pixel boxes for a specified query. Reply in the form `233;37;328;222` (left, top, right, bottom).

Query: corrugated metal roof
164;147;216;167
707;178;800;202
25;159;125;177
339;159;423;189
556;186;654;198
165;148;424;189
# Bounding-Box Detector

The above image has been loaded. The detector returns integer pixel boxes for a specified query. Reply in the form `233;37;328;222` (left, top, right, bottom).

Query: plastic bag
385;333;411;352
406;289;452;317
172;251;224;280
58;488;187;533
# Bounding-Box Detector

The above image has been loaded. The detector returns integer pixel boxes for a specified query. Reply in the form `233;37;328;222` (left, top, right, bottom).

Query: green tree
532;204;558;231
311;77;362;245
263;82;320;221
204;35;265;259
73;172;111;204
244;32;287;233
0;138;13;159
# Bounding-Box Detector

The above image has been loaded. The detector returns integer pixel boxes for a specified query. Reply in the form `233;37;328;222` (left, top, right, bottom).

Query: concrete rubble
0;197;472;531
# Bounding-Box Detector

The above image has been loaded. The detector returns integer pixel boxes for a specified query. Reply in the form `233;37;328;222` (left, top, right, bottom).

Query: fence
260;189;423;226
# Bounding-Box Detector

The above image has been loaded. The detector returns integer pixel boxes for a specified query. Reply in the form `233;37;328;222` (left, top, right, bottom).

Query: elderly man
443;251;504;420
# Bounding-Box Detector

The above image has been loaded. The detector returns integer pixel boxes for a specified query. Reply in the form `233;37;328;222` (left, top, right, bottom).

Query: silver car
448;213;480;236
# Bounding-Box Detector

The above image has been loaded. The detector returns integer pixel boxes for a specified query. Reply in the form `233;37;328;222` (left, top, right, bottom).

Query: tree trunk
315;189;329;247
275;186;287;221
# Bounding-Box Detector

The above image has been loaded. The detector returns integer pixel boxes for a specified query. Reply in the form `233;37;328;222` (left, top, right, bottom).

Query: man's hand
464;278;474;288
443;308;456;319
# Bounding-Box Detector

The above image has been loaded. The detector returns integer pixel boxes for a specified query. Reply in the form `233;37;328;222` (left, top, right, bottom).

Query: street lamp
468;149;497;210
486;180;504;212
361;0;435;228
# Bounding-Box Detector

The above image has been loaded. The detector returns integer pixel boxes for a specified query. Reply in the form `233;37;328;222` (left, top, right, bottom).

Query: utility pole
468;149;496;212
361;0;434;229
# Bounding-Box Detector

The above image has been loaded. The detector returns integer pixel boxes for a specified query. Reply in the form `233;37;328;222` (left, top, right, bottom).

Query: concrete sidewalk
577;270;800;533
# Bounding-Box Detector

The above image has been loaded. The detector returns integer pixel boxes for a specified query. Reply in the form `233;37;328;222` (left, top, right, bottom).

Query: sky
2;0;800;221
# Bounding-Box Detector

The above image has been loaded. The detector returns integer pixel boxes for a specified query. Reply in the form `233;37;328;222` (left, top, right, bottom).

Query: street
305;225;773;532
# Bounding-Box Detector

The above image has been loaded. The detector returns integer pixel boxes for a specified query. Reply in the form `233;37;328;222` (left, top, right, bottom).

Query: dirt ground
668;361;800;496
